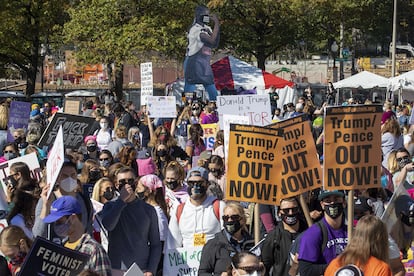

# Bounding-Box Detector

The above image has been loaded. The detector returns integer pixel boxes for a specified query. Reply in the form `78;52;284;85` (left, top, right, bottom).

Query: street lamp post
331;41;339;82
391;0;397;77
40;44;47;92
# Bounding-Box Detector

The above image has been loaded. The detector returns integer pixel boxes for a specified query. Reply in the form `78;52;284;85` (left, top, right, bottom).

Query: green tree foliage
0;0;69;96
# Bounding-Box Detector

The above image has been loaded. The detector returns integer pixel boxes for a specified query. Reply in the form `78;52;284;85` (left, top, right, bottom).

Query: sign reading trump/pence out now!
269;115;322;199
323;105;382;190
226;124;284;204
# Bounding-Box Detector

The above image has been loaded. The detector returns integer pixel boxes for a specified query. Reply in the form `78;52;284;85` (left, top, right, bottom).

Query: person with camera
100;167;161;275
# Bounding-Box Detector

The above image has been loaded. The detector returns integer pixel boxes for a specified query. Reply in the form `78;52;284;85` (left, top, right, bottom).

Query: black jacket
261;220;307;276
198;230;254;276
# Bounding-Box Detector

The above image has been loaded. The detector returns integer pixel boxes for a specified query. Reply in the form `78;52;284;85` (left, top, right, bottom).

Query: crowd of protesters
0;88;412;276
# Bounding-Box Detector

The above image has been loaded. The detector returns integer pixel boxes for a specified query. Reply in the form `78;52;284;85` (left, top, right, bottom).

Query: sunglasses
234;264;265;274
187;180;205;186
280;207;299;214
396;156;410;162
222;214;241;222
119;178;134;186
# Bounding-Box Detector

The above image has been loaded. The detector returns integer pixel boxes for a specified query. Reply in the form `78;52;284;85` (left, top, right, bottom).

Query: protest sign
7;101;31;142
83;184;94;199
226;124;284;204
381;183;411;233
46;125;64;199
201;123;218;150
124;263;144;276
147;96;176;118
222;114;250;160
64;99;82;115
19;236;89;276
323;105;382;190
38;113;96;149
269;115;323;199
141;62;153;106
163;246;203;276
217;95;272;128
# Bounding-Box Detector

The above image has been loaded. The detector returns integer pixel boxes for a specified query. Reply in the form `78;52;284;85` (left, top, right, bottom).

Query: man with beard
297;190;348;276
166;166;225;249
261;197;308;276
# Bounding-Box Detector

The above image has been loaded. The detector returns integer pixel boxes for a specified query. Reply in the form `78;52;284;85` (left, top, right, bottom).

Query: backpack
288;220;328;276
176;199;220;224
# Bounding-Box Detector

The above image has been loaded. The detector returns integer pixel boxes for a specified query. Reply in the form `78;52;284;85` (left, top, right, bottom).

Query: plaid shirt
74;233;112;276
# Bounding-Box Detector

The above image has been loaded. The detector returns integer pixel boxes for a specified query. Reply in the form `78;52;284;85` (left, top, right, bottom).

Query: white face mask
60;177;78;192
100;122;108;129
238;272;260;276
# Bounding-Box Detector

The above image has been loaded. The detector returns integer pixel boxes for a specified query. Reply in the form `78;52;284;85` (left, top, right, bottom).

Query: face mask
7;176;18;188
157;149;167;157
54;217;71;238
103;189;114;201
4;152;17;161
77;162;84;171
136;191;146;200
324;202;344;219
18;142;28;150
224;220;242;235
60;177;78;193
281;213;298;225
100;160;111;167
89;170;101;181
100;122;108;129
9;251;26;266
165;180;179;190
159;134;167;142
210;169;223;178
133;133;140;140
87;145;97;152
188;182;206;197
235;269;261;276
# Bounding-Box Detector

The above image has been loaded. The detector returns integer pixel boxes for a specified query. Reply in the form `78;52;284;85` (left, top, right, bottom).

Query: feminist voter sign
269;114;322;199
226;124;283;204
323;105;382;190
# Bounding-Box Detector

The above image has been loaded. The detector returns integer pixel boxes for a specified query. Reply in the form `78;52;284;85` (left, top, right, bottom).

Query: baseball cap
318;190;345;201
186;166;209;181
43;196;81;223
354;196;373;213
334;264;364;276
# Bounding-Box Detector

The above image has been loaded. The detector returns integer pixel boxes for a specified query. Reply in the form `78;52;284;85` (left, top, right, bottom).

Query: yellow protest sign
226;124;283;204
323;105;382;190
270;115;323;199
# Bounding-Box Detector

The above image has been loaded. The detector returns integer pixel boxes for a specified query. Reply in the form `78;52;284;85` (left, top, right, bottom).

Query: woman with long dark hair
186;123;206;168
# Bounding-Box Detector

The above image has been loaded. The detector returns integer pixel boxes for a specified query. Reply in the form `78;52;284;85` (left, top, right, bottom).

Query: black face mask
87;145;97;152
209;169;223;178
224;220;242;235
103;189;114;201
324;203;344;219
6;176;18;188
187;182;206;197
89;170;101;181
281;213;298;225
17;142;28;150
165;180;179;190
157;149;167;157
137;191;146;200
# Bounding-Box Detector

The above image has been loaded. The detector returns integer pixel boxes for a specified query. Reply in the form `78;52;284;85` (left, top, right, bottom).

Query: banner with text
323;105;382;190
163;246;203;276
217;95;272;128
147;96;176;118
201;123;218;150
64;99;82;115
226;124;284;204
38;113;96;149
222;114;250;161
7;101;31;142
19;237;89;276
269;115;323;199
141;62;153;106
46;125;65;199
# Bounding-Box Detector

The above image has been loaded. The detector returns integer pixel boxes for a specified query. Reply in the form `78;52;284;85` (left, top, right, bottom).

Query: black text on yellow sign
270;115;322;199
324;105;382;190
226;124;283;204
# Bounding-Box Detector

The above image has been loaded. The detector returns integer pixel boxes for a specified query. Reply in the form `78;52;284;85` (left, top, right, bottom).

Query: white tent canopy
333;71;389;89
388;70;414;92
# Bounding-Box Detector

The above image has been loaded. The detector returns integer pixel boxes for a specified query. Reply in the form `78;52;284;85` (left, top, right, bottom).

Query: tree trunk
107;63;114;92
256;50;266;71
26;65;37;97
114;63;123;101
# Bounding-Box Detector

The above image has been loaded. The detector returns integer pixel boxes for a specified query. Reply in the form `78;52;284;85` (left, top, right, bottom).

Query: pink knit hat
136;158;156;176
84;135;97;144
140;174;163;191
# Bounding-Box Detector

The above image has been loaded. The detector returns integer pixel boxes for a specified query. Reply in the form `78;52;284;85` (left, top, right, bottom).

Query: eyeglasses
100;158;110;161
396;156;410;162
119;178;134;186
234;264;265;274
280;207;299;214
222;214;241;222
187;180;205;186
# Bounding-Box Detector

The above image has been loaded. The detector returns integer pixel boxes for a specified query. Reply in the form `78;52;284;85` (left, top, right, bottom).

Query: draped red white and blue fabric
211;55;294;91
